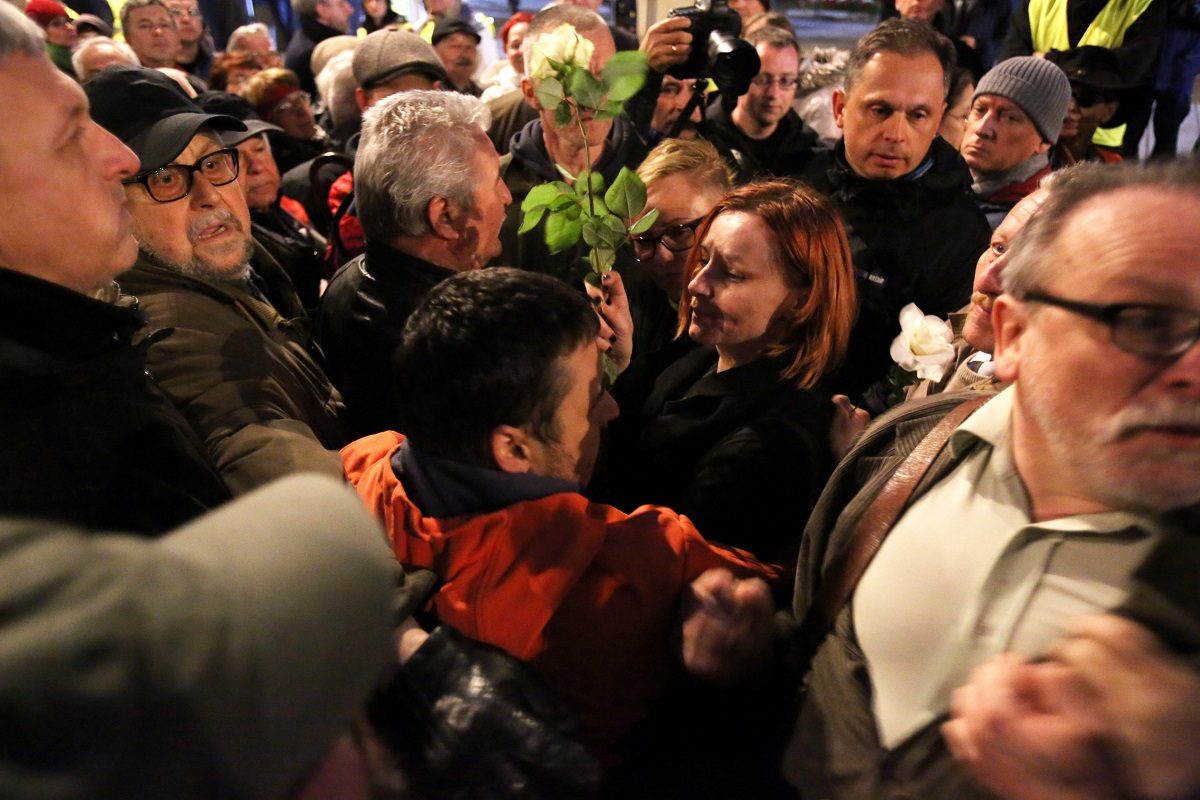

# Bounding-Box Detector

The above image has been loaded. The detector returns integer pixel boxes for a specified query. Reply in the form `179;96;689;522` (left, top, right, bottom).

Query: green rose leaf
521;182;560;213
545;210;584;253
604;166;647;219
518;205;547;235
580;216;606;248
590;245;617;273
568;68;603;109
593;109;614;123
535;76;564;111
601;51;648;102
629;207;659;235
548;192;576;211
554;103;573;128
598;214;627;248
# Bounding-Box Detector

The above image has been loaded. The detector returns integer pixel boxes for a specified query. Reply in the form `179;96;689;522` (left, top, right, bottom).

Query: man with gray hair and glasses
86;64;349;495
316;90;510;438
773;157;1200;799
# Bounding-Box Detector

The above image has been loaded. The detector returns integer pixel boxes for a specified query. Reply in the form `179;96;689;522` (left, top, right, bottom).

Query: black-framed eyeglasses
123;148;240;203
1023;290;1200;358
629;218;703;262
749;73;799;90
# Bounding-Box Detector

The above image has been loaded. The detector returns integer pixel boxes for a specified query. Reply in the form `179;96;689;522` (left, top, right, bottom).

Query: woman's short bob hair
677;179;858;390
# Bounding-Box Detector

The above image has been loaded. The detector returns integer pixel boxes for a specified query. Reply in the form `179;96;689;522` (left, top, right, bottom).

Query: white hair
355;90;492;241
315;48;358;127
72;36;138;82
227;22;273;50
0;2;46;66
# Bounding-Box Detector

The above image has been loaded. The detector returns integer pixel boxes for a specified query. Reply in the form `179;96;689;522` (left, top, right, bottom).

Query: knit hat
24;0;70;29
353;24;447;89
973;56;1072;143
85;65;246;172
430;17;480;46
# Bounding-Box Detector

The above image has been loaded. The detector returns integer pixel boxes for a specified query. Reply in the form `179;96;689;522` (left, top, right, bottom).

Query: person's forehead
1050;188;1200;291
130;4;171;19
0;54;85;160
580;26;615;62
167;0;198;10
852;50;943;95
756;43;798;70
438;32;477;47
975;93;1028;117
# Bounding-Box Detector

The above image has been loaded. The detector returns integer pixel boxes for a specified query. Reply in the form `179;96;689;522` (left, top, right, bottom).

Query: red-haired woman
596;179;858;569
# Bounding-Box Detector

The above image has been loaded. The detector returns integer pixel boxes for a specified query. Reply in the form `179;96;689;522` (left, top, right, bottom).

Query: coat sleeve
0;474;395;800
138;292;345;495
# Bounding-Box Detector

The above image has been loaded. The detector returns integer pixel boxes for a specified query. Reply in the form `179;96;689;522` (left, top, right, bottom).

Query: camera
667;0;760;97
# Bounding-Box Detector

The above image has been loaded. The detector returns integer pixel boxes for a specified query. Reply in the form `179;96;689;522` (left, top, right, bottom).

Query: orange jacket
343;431;780;758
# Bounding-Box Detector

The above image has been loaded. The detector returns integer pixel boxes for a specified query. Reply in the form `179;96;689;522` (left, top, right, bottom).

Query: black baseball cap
85;65;247;172
431;17;480;46
195;91;284;147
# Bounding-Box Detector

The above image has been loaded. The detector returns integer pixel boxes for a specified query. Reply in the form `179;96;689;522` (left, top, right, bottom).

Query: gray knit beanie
973;56;1072;143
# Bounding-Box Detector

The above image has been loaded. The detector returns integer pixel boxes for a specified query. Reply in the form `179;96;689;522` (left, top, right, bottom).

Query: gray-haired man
316;90;510;438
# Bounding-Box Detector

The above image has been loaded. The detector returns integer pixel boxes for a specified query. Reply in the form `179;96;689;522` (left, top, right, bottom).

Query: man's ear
426;196;461;240
831;88;847;130
355;86;370;113
992;294;1027;382
521;75;541;110
490;424;533;474
1034;139;1052;156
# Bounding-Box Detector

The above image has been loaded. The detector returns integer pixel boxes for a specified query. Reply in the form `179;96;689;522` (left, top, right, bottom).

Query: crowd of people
3;0;1200;796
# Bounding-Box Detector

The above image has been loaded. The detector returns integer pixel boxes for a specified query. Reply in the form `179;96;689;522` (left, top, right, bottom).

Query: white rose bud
889;303;956;382
528;23;595;82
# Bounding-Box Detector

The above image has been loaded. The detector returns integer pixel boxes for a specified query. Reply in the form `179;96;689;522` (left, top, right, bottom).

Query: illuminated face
316;0;353;32
895;0;944;22
232;31;281;68
525;340;618;485
994;188;1200;514
961;189;1047;354
126;131;254;282
652;75;701;137
638;172;721;299
687;210;798;370
832;49;946;180
524;25;616;154
938;79;973;151
166;0;203;46
434;31;479;90
505;21;528;75
0;52;140;292
267;90;316;140
960;94;1049;176
124;4;180;67
728;0;766;21
235;133;281;210
454;134;512;269
734;43;799;137
45;15;78;48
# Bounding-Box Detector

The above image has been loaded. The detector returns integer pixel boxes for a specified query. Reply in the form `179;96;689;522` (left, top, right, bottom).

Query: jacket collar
0;266;145;361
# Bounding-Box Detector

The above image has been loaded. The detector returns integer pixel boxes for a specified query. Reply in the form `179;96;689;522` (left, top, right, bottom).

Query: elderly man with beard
86;65;348;496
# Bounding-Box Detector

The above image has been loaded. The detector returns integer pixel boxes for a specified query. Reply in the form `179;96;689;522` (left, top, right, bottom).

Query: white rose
527;23;595;82
889;303;956;382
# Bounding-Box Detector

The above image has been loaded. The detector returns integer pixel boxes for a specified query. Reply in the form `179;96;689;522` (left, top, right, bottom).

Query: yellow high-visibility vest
1027;0;1155;147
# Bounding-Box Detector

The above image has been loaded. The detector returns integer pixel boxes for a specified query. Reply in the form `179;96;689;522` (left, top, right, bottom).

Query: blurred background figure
361;0;403;33
23;0;76;76
480;10;529;102
209;50;263;92
72;35;139;82
227;22;283;68
242;66;331;171
938;66;975;150
166;0;213;79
